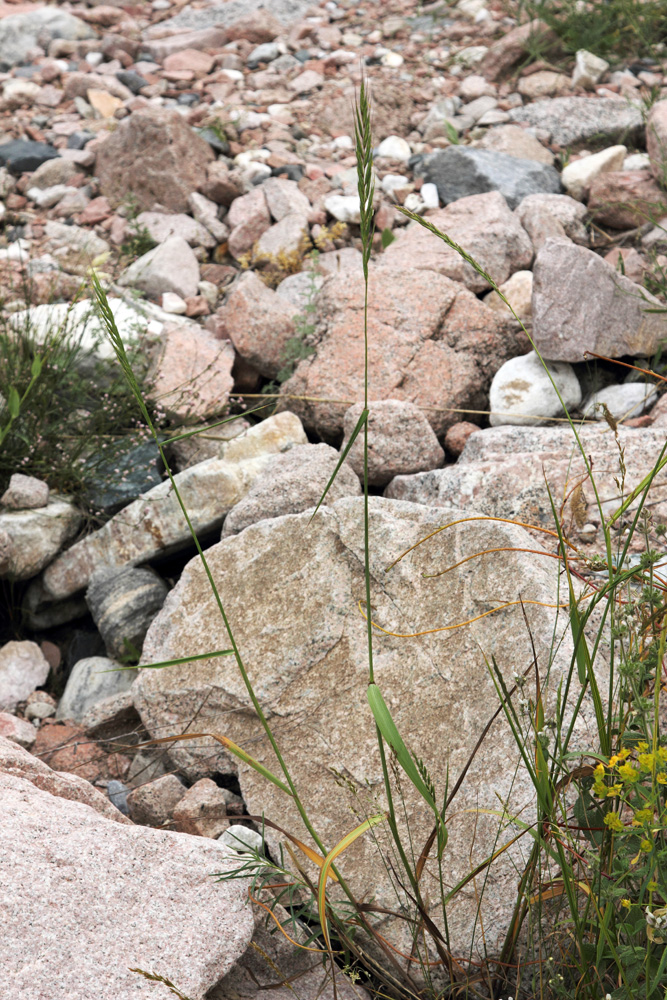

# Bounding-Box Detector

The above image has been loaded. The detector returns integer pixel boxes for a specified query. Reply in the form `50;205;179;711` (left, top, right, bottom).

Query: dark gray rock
107;779;130;815
508;96;643;147
67;131;94;150
413;146;561;209
0;140;58;175
85;566;169;661
83;438;164;516
116;70;148;95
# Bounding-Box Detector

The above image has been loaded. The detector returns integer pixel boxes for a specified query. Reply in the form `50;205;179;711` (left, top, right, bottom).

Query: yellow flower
595;763;605;777
606;783;623;797
641;839;653;852
639;752;656;772
622;898;632;908
658;772;667;784
619;763;640;783
657;747;667;763
648;881;659;892
604;811;624;832
633;808;654;825
638;741;649;752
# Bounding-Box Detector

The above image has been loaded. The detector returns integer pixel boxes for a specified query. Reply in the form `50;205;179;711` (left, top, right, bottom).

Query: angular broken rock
147;323;235;425
134;496;574;957
41;413;308;601
172;777;229;838
340;400;445;487
221;443;361;537
379;191;533;293
532;238;667;361
96;106;214;213
0;735;129;824
118;235;201;301
385;425;667;528
0;496;81;580
127;773;186;826
1;743;254;998
1;473;49;509
280;261;527;438
210;270;298;379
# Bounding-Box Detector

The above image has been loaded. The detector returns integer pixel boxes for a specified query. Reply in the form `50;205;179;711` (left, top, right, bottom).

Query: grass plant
91;80;667;1000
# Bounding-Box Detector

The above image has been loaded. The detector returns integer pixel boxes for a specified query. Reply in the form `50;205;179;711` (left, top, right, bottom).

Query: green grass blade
309;407;368;522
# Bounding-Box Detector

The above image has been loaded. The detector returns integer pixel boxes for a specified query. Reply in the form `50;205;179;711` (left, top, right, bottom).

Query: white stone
483;269;533;319
381;173;410;197
457;0;487;16
561;144;626;201
57;657;136;723
161;292;187;314
403;192;425;213
27;184;67;208
0;641;50;712
583;382;658;421
333;134;354;150
219;824;264;854
572;49;610;90
624;152;651;171
9;298;147;362
420;182;439;209
2;78;39;104
0;240;28;261
324;193;361;224
489;350;582;426
380;51;404;67
377;135;411;162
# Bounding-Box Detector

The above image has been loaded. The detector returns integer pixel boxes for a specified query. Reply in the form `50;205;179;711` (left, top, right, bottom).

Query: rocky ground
2;0;667;996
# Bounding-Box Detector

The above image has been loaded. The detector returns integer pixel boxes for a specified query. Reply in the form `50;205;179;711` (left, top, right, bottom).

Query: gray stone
475;124;554;165
275;269;324;311
156;0;311;34
126;773;186;826
219;824;264;854
85;566;169;661
41;413;308;601
583;382;658;420
118;236;200;300
133;496;575;957
221;443;361;537
187;191;229;243
1;473;49;510
532;238;667;361
29;157;79;189
44;220;109;260
83;438;164;516
386;425;667;527
261;176;311;221
57;656;136;723
254;212;310;259
134;211;216;249
0;8;93;68
0;139;58;174
341;400;445;487
1;762;254;999
515;193;589;249
414;146;561;209
107;779;130;815
489;350;582;426
509;96;643;147
0;641;50;713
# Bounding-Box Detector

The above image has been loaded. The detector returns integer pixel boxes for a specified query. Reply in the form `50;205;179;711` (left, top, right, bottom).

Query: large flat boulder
0;738;254;999
133;496;577;957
